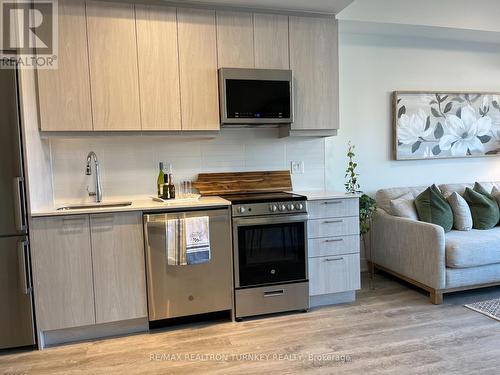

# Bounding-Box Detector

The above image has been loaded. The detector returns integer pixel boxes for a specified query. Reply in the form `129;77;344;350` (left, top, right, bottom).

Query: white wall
326;28;500;195
339;0;500;33
50;129;326;204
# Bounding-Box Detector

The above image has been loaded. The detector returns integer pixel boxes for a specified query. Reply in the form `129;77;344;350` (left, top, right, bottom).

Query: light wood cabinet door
136;5;181;131
289;16;339;131
30;216;95;331
37;0;92;131
86;1;141;130
90;213;147;324
177;8;219;131
216;11;254;68
253;13;289;69
309;254;360;296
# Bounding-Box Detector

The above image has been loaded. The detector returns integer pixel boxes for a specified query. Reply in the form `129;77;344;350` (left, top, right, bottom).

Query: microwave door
219;68;293;125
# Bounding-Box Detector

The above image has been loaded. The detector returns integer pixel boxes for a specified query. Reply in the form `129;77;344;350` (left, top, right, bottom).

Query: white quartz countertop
292;191;361;200
31;196;231;217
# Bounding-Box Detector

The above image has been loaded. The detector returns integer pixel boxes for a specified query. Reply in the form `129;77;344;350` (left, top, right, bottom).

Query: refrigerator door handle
14;177;27;232
17;239;31;295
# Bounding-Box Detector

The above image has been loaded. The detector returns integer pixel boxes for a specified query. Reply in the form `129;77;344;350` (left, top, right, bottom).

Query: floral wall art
393;91;500;160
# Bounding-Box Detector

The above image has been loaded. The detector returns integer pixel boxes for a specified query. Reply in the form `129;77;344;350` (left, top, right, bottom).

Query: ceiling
178;0;354;14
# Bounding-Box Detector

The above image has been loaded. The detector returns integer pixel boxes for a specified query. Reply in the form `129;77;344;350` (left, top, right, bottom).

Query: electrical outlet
290;161;304;174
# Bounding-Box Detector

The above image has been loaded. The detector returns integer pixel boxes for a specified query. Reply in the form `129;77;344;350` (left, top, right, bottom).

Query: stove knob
238;206;246;214
295;203;304;210
269;204;278;212
287;203;295;211
278;204;286;212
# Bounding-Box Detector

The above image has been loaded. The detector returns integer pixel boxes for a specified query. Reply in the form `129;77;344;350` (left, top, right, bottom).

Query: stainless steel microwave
218;68;293;125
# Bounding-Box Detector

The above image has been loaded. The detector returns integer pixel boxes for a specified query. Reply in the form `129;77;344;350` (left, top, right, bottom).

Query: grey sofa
372;182;500;304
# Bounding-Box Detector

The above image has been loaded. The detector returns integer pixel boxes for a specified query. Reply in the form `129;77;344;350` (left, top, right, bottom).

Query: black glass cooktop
219;192;306;205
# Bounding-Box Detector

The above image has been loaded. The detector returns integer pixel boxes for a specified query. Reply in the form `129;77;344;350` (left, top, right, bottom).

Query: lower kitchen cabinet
31;215;95;331
305;195;361;307
90;213;147;324
309;254;360;296
31;212;148;341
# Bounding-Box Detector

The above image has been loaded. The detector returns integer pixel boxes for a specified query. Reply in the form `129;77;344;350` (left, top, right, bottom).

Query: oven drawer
307;217;359;238
308;235;360;258
309;254;360;296
308;199;359;219
235;282;309;318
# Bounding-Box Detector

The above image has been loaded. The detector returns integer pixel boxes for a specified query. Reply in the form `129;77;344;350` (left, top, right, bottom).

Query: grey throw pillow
389;192;418;220
445;191;472;231
491;186;500;210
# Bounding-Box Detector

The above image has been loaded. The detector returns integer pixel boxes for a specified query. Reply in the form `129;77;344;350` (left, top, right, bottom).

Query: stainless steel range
221;192;309;320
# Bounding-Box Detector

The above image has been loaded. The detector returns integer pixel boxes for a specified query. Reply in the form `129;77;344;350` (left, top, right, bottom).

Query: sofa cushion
376;186;428;213
445;192;473;231
446;228;500;268
415;185;453;232
491;186;500;208
463;184;500;230
389;192;418;220
439;182;499;197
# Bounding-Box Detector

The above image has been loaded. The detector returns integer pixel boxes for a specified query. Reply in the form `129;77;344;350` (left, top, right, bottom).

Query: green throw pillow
415;184;453;232
463;183;500;230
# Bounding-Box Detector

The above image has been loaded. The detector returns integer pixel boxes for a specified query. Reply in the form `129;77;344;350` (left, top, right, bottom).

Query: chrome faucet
86;151;103;203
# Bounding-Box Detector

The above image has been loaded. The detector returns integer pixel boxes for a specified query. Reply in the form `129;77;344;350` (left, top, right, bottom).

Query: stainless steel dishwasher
144;208;233;321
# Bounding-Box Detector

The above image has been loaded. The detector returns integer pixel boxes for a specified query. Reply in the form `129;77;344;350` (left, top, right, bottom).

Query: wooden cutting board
193;170;292;196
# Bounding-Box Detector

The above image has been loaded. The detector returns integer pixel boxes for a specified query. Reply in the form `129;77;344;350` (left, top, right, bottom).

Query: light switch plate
290;161;304;174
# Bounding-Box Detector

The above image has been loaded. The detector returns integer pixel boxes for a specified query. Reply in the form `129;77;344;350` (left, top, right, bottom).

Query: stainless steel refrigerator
0;67;36;349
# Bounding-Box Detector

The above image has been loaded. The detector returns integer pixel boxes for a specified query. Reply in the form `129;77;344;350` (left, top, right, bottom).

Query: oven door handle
263;289;285;297
233;214;309;226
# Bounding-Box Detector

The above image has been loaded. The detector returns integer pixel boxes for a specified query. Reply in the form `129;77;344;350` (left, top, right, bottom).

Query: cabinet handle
62;216;87;226
325;238;343;243
62;216;87;222
92;214;115;220
17;240;31;295
325;257;344;262
263;289;285;297
323;219;343;224
14;177;27;232
324;201;342;205
92;215;115;224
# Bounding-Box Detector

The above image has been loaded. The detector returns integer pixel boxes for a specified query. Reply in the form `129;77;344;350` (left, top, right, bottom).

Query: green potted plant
345;142;377;278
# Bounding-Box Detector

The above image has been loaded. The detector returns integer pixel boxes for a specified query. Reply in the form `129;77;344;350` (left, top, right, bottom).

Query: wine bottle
168;164;175;199
157;162;165;198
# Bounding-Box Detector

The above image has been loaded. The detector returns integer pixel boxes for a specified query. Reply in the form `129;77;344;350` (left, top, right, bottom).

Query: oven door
233;214;308;288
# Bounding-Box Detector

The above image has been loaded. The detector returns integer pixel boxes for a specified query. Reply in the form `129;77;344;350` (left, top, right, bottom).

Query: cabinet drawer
235;282;309;318
308;235;360;258
307;216;358;238
308;198;358;219
309;253;360;296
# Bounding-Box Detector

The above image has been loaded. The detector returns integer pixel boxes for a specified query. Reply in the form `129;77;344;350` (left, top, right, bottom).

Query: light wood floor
2;273;500;375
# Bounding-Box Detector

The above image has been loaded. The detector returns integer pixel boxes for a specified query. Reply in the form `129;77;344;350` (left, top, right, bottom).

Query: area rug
465;298;500;322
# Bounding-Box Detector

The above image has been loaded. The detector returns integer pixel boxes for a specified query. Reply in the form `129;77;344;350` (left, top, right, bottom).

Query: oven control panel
232;201;307;217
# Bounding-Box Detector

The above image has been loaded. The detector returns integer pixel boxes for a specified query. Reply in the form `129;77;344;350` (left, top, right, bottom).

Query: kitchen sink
57;201;133;211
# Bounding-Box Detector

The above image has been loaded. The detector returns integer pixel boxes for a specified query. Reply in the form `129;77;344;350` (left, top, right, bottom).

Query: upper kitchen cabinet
177;8;219;131
136;5;182;131
86;1;141;131
216;11;254;68
288;16;339;136
37;0;93;131
253;13;289;69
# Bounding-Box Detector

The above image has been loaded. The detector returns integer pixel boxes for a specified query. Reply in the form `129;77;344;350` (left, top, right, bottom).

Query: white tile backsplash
50;128;326;204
